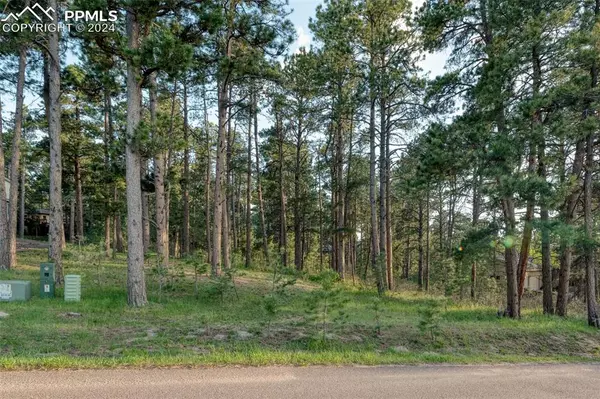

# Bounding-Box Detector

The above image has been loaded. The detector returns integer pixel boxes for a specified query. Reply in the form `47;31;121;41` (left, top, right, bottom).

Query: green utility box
0;280;31;301
64;274;81;302
40;263;55;298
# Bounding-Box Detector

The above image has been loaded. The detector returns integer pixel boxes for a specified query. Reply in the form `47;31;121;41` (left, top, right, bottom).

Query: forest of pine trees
0;0;599;328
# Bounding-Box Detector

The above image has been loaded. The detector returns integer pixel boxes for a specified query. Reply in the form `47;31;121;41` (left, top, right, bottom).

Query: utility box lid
64;274;81;302
0;280;32;302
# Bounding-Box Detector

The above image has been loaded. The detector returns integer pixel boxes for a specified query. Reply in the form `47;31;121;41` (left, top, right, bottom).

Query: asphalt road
1;364;599;399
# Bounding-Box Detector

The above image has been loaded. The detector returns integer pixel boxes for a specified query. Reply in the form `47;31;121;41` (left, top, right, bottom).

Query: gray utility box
0;280;32;301
64;274;81;302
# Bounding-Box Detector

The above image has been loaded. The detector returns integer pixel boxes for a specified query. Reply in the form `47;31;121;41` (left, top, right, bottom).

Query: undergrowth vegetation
0;248;599;370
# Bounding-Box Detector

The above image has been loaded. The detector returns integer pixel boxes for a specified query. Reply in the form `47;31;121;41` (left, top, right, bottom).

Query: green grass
1;247;599;370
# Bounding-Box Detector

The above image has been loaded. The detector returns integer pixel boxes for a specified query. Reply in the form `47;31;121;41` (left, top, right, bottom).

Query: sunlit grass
1;247;599;370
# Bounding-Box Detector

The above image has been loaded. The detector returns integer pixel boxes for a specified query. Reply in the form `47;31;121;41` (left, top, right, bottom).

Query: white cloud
294;25;311;53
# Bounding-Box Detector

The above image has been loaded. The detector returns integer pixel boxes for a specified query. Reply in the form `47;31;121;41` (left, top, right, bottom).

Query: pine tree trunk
584;130;599;327
245;95;252;269
583;35;599;323
539;139;554;314
203;86;211;265
125;9;147;306
294;113;303;271
385;117;393;288
47;1;64;284
369;95;381;292
103;91;113;257
223;88;233;271
182;80;190;256
0;95;7;269
74;107;84;243
556;140;584;316
114;187;124;253
253;104;269;267
152;73;169;273
19;162;25;240
472;171;480;299
212;79;228;276
425;187;430;291
278;113;288;268
3;45;26;269
418;199;424;288
334;109;345;278
379;96;387;286
69;195;75;243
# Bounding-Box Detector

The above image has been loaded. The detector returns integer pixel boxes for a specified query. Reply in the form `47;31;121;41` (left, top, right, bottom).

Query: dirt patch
16;239;48;251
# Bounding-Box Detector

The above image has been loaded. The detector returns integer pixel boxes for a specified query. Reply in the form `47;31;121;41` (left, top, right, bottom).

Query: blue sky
288;0;320;53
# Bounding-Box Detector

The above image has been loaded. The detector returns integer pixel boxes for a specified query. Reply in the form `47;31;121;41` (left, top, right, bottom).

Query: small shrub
304;269;348;342
418;300;443;343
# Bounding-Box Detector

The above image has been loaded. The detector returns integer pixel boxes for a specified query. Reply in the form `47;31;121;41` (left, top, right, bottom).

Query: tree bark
245;92;253;269
379;95;388;288
253;100;269;267
539;139;554;314
182;79;190;256
47;0;64;284
584;130;599;327
212;79;228;276
293;103;304;271
369;95;382;292
152;73;169;273
74;105;84;242
277;111;288;268
203;85;211;264
556;139;584;316
418;199;424;288
471;170;480;299
582;43;599;325
5;45;26;269
425;187;430;291
222;87;233;271
385;106;393;289
114;187;124;254
69;195;75;243
103;91;113;257
19;159;25;240
0;95;7;269
125;9;147;306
